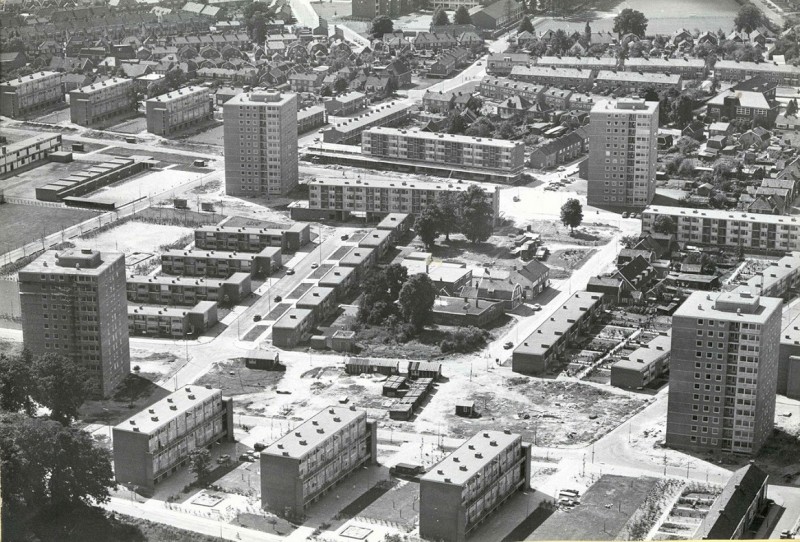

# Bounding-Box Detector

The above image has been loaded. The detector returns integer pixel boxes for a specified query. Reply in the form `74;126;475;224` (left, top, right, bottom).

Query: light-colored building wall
0;71;64;118
146;86;213;136
70;77;137;126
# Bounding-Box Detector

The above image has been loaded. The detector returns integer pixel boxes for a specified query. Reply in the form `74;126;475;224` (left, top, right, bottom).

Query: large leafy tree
735;4;766;33
384;263;409;300
433;6;450;26
454;5;472;25
0;350;35;415
415;206;440;250
518;15;533;34
370;15;394;38
398;274;437;331
652;215;676;235
190;448;211;486
613;8;648;38
436;192;461;242
560;198;583;233
459;185;494;244
465;116;495;137
31;353;92;426
243;2;275;43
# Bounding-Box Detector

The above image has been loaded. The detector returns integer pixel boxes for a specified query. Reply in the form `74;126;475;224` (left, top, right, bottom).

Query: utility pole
663;453;667;476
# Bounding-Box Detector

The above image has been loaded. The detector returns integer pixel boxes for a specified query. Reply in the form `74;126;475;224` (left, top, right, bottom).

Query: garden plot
652;483;722;540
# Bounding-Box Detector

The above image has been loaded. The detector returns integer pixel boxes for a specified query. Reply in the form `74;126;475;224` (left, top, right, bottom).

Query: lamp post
318;219;325;266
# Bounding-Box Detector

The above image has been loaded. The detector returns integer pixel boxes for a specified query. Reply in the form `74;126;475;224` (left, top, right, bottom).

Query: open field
196;359;284;396
71;219;193;267
0;203;99;251
184;123;225;146
0;280;21;321
108;116;148;134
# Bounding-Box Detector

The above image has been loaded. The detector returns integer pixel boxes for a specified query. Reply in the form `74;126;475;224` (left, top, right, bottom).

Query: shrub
441;326;490;353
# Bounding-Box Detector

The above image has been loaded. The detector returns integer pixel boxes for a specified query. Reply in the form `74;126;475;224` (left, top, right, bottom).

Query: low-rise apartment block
297;105;327;134
0;71;64;118
486;53;530;76
323;92;366;116
113;386;234;489
624;57;706;79
305;176;500;223
479;76;544;102
296;286;337;322
512;291;604;375
70;77;137;126
641;206;800;253
272;308;314;348
714;60;800;86
594;70;682;93
376;212;414;242
194;223;310;253
322;100;411;145
533;55;617;72
261;406;378;518
128;301;218;338
161;246;282;278
610;333;671;389
0;133;61;176
362;127;525;179
145;86;213;136
126;272;252;305
510;65;593;88
318;266;357;292
420;429;531;542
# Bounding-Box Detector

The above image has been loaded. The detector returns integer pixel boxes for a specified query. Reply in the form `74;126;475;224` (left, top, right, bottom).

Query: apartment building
779;304;800;400
128;301;218;338
714;60;800;86
593;70;682;93
161;246;281;278
260;406;378;518
0;71;64;118
145;86;213;136
478;77;544;103
610;333;671;389
113;386;234;489
641;206;800;253
706;77;780;128
322;100;411;145
272;308;314;348
486;53;530;76
624;57;706;79
297;105;327;134
587;98;659;209
70;77;137;126
361;127;525;177
323;91;366;116
666;289;782;454
512;291;604;375
509;65;593;88
18;249;130;398
420;429;531;542
306;176;500;223
194;223;310;253
126;273;252;305
223;90;298;196
0;133;61;176
534;55;617;72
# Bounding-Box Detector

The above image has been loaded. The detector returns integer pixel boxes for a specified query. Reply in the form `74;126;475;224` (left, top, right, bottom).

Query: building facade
194;223;310;252
145;86;213;136
70;77;137;126
641;206;800;253
0;133;61;176
587;99;659;209
362;127;525;178
223;90;298;196
0;71;64;118
126;273;252;305
260;406;378;518
666;289;781;455
420;430;531;542
113;386;234;489
18;249;130;397
322;100;411;145
128;301;218;338
161;246;281;278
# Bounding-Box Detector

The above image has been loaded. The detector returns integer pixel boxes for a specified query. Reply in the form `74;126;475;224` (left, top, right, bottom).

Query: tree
333;76;349;93
446;111;467;134
613;8;648;38
652;215;675;235
550;29;571;55
398;274;436;331
358;268;394;324
787;98;798;117
497;120;516;139
671;94;695;127
454;5;472;24
560;198;583;233
459;185;494;244
320;85;332;97
415;206;440;250
0;351;35;415
435;192;461;241
518;15;533;34
31;353;92;426
189;448;212;486
1;412;115;519
735;4;765;33
641;86;659;102
584;21;592;43
465;116;495;137
384;263;409;300
433;6;450;26
370;15;394;38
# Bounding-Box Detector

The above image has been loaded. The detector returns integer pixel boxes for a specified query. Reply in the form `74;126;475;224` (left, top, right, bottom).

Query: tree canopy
414;206;440;250
560;198;583;233
31;353;92;426
613;8;648;38
370;15;394;38
436;193;461;242
459;185;494;244
454;5;472;25
433;6;450;26
652;215;676;234
518;15;534;34
735;4;766;33
398;274;436;331
0;351;35;415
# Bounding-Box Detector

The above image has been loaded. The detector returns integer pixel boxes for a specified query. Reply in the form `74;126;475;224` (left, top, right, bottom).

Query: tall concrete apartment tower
666;289;782;455
18;249;130;398
223;90;298;197
587;98;658;209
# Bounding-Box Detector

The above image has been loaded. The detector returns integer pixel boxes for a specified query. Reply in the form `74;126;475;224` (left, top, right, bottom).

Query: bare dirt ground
196;359;284;396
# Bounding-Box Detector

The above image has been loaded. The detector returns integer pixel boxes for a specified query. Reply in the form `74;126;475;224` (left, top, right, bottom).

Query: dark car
274;295;282;302
253;315;262;322
503;341;514;349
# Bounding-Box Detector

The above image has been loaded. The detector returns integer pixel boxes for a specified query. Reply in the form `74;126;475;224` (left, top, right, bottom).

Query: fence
4;196;66;208
0;170;220;268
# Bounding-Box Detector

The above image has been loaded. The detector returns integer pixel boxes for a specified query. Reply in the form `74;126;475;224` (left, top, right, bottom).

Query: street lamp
318;219;325;266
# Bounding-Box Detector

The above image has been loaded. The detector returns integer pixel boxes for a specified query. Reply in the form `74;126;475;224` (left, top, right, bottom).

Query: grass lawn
355;481;418;530
0;204;99;252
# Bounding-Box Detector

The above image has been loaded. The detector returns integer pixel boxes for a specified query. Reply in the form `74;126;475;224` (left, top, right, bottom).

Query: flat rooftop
515;291;604;357
272;308;313;329
147;85;207;103
675;290;782;323
376;213;411;230
510;65;594;78
263;405;366;460
1;71;61;87
73;77;132;94
296;286;335;308
644;206;800;226
328;100;411;133
612;333;671;371
308;174;497;193
365;127;523;148
20;249;122;277
2;132;60;154
339;247;375;267
592;98;659;114
595;70;681;84
115;386;221;436
128;272;250;286
358;229;392;247
433;295;499;315
318;266;354;286
163;246;278;261
224;89;295;107
421;430;521;486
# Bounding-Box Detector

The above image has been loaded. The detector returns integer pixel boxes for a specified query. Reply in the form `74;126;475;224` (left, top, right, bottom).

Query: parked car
622;212;629;218
286;268;295;275
532;304;542;311
311;263;319;269
239;454;254;462
274;295;282;302
216;454;231;464
254;442;267;451
503;341;514;349
253;315;262;322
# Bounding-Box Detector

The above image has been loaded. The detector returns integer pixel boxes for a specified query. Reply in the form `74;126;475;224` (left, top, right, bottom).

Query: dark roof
696;464;768;539
616;255;653;285
515;260;549;284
